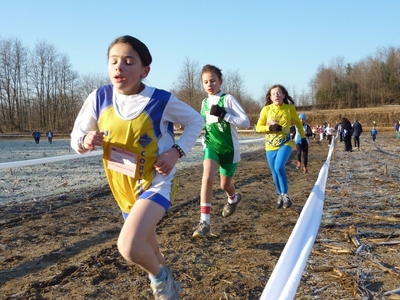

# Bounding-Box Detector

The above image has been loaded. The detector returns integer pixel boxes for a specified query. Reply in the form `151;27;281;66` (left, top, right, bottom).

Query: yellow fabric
99;106;158;213
256;103;305;151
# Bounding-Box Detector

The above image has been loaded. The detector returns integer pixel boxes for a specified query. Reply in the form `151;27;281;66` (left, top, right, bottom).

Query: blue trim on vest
95;87;174;138
95;85;114;120
144;89;174;137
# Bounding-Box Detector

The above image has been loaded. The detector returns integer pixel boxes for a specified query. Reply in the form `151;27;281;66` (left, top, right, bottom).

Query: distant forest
1;36;399;133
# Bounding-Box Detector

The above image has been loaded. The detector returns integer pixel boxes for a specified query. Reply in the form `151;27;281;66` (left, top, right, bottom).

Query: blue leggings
266;145;292;195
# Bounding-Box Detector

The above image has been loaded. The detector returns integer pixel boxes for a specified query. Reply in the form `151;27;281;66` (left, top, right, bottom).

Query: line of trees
0;37;109;133
310;46;400;110
1;36;399;133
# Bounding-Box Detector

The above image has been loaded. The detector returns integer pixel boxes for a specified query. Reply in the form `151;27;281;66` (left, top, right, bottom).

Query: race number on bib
107;146;138;178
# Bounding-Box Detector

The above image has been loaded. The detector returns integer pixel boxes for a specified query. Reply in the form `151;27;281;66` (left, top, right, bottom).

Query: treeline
0;38;109;133
1;36;399;133
309;46;400;109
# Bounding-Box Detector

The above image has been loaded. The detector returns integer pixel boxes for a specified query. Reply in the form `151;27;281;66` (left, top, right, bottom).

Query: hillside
299;106;400;131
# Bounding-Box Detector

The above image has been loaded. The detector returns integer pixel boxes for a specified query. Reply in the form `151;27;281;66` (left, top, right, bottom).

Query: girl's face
270;87;285;106
202;71;222;95
108;42;150;95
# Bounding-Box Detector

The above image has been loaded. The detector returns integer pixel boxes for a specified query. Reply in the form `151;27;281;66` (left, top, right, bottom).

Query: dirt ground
1;133;400;300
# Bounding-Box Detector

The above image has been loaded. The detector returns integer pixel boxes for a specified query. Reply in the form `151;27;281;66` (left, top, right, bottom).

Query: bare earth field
1;133;400;299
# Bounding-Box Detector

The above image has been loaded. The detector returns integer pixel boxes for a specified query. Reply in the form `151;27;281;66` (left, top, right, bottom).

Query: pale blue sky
1;0;399;101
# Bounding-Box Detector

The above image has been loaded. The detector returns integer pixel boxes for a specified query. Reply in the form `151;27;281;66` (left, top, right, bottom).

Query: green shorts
203;147;238;177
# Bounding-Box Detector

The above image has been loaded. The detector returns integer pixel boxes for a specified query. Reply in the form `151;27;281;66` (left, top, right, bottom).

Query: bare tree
77;73;110;98
223;69;246;100
0;38;30;131
171;57;203;111
29;40;58;129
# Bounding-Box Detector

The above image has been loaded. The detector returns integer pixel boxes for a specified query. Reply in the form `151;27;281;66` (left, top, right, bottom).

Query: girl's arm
256;107;269;133
163;94;204;156
70;90;101;153
223;94;250;128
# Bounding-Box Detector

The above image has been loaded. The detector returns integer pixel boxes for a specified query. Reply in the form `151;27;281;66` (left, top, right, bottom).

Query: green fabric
201;94;234;164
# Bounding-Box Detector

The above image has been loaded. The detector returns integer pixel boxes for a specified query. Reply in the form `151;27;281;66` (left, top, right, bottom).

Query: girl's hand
83;131;105;150
154;148;180;175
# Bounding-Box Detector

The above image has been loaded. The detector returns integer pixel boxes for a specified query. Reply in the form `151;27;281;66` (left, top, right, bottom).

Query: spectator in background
325;123;334;146
395;121;400;139
337;121;343;142
317;125;323;141
47;129;53;144
295;113;313;173
311;126;317;140
32;130;41;144
352;119;363;150
322;124;326;140
342;118;353;152
371;126;377;142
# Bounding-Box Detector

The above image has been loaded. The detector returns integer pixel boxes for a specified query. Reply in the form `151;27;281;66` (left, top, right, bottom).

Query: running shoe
275;194;283;209
192;220;210;238
282;194;292;209
150;266;182;300
222;194;241;217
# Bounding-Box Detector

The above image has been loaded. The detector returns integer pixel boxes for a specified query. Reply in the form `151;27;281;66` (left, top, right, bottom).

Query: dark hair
107;35;152;67
201;64;223;80
265;84;295;106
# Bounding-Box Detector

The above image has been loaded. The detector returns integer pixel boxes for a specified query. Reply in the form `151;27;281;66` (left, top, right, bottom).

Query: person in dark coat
342;118;353;152
32;130;41;144
352;119;363;150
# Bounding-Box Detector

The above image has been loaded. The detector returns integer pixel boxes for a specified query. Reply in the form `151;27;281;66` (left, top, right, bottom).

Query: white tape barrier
260;137;336;300
0;138;264;170
0;150;103;169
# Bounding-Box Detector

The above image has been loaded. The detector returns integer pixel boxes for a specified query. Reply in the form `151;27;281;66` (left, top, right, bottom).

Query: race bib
107;146;138;178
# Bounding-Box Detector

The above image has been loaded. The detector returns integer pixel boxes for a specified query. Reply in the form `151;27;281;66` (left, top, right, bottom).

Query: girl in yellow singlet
70;36;204;299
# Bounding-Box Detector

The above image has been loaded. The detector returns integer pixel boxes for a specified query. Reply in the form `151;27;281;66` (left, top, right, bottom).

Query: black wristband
172;144;184;158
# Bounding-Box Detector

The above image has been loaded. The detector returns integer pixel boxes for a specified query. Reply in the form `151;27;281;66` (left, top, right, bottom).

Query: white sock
227;194;237;204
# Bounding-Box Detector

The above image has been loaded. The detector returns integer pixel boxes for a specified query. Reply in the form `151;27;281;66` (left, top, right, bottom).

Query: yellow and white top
70;84;204;213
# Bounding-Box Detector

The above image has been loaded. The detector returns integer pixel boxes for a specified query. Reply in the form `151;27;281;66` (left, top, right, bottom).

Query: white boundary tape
0;138;265;170
260;136;336;300
0;150;103;169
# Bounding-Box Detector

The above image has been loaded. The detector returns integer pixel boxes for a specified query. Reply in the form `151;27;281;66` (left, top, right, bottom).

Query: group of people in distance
336;118;365;152
31;129;53;144
311;118;370;153
68;35;324;299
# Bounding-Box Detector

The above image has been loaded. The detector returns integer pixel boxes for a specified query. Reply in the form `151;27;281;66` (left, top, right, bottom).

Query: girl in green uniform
193;64;250;238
